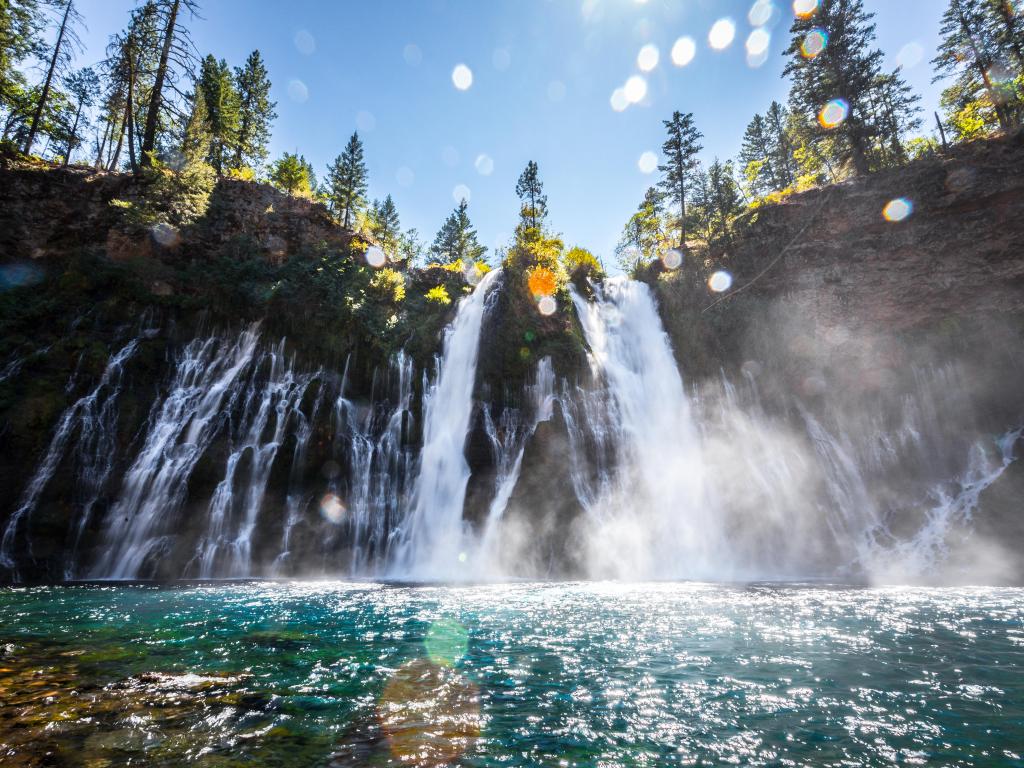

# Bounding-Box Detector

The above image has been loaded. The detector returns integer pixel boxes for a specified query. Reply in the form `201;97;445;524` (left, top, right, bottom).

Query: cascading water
190;342;318;578
391;268;501;578
94;326;262;579
333;352;417;576
570;279;717;579
0;337;141;579
4;272;1019;584
476;356;556;564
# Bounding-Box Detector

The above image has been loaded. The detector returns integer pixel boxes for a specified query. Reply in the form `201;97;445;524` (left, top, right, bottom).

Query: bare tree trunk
24;0;73;154
936;112;949;150
108;112;126;171
140;0;180;167
126;48;138;174
63;100;83;166
94;117;111;169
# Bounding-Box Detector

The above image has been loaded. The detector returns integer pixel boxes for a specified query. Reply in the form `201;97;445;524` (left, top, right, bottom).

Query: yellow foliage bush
425;285;452;305
562;246;604;279
226;166;257;182
370;268;406;302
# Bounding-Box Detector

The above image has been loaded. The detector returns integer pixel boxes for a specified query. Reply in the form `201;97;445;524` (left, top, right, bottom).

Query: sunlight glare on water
0;583;1021;766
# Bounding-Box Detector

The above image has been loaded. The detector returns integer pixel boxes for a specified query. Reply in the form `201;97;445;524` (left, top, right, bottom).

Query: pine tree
369;195;401;256
616;186;664;272
705;159;743;243
198;54;240;173
867;70;923;166
657;110;703;249
102;1;161;172
269;151;314;197
784;0;887;176
231;49;275;172
430;199;487;264
0;0;44;112
59;65;97;165
326;131;368;228
739;112;773;197
986;0;1024;76
934;0;1020;133
180;83;210;166
140;0;199;168
764;101;799;189
23;0;83;154
515;160;548;229
398;228;424;265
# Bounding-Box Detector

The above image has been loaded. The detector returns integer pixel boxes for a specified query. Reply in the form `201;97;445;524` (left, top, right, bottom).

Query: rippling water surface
1;583;1022;766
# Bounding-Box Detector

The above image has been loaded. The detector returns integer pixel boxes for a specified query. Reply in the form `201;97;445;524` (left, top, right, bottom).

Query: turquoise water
1;583;1022;767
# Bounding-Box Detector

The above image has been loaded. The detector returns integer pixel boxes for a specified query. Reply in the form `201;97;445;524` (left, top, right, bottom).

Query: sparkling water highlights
1;583;1021;766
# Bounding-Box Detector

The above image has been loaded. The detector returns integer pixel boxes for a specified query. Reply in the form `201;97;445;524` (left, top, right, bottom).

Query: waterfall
93;326;262;579
476;357;556;564
333;352;416;576
391;268;501;577
272;373;326;576
0;338;140;578
570;279;716;579
190;343;318;578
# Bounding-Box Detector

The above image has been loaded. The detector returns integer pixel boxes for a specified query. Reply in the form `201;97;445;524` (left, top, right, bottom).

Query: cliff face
651;133;1024;375
1;136;1023;583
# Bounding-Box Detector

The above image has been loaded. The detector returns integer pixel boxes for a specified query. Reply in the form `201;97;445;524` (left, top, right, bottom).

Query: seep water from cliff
1;273;1019;584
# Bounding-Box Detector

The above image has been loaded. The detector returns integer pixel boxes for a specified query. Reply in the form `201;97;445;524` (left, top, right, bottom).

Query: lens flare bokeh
662;249;683;270
671;36;697;67
709;19;737;51
451;64;473;91
818;98;849;129
793;0;820;19
802;28;828;59
708;270;733;293
425;619;469;667
379;659;482;766
883;198;914;222
319;494;347;524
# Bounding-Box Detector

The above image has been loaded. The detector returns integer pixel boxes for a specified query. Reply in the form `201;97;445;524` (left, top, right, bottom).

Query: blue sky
67;0;947;264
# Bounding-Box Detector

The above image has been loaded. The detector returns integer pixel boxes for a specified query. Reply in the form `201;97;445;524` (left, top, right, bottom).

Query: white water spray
571;279;715;579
